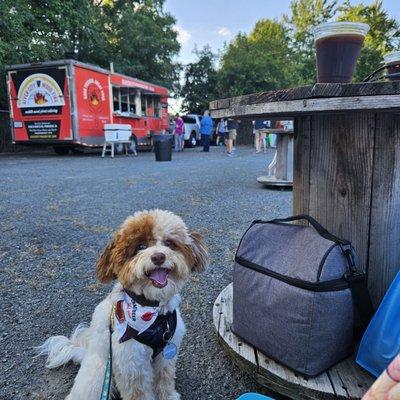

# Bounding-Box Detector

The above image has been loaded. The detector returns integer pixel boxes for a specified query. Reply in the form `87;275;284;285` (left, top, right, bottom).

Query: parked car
182;114;201;147
182;114;217;147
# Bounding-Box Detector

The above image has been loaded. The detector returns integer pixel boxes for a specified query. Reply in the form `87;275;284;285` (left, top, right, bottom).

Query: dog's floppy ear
189;231;209;273
96;237;117;283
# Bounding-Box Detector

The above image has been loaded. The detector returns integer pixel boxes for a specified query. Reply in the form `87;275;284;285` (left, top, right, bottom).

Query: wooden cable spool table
257;128;294;187
213;283;375;400
210;81;400;308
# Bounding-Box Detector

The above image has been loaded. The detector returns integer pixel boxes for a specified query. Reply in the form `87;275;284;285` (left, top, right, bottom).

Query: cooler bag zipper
235;255;361;292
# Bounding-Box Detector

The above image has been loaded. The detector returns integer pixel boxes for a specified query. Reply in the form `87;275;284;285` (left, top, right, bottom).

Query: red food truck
6;59;169;154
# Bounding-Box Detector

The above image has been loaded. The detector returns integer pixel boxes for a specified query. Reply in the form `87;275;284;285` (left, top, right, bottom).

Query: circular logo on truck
83;78;105;112
17;73;65;108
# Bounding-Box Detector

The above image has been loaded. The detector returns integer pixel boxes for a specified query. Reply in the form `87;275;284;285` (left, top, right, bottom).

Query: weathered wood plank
241;86;313;105
209;82;400;113
217;284;258;368
210;95;400;119
257;351;336;399
368;112;400;307
293;116;311;219
311;82;400;98
212;290;222;333
328;358;374;399
210;87;313;111
308;113;375;273
275;134;289;180
256;373;328;400
213;284;372;400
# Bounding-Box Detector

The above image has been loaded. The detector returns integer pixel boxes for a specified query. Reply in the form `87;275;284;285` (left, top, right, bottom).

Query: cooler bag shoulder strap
338;243;374;336
345;267;375;339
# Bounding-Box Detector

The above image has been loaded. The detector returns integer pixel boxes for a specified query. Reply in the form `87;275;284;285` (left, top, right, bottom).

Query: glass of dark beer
314;22;370;83
384;51;400;81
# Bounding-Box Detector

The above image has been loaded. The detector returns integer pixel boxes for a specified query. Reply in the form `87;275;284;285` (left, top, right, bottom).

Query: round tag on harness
163;342;177;359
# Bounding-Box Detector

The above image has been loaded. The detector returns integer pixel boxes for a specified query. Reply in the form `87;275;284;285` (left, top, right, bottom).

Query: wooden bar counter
210;82;400;307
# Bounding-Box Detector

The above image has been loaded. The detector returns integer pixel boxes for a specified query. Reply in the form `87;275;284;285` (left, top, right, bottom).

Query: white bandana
113;291;160;341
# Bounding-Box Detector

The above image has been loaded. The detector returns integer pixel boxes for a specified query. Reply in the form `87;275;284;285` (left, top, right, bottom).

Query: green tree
180;46;218;114
0;0;110;108
0;0;108;66
0;0;181;109
337;0;400;81
105;0;181;88
218;19;297;97
284;0;337;84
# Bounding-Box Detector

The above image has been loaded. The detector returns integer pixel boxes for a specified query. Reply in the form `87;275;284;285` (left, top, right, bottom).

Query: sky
165;0;400;65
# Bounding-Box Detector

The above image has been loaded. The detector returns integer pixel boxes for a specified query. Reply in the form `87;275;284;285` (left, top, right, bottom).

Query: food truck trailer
6;59;169;154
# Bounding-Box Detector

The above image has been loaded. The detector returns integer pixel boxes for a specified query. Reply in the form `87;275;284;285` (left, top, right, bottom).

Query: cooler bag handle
269;214;351;245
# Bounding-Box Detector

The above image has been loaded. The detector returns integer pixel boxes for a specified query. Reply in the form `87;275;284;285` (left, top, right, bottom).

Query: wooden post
293;112;399;307
368;113;400;304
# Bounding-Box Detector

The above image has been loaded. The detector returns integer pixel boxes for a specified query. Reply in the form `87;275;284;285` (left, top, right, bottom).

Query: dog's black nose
151;252;166;266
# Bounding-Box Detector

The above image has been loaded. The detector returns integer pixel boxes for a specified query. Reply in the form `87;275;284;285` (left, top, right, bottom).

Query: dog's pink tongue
149;268;168;287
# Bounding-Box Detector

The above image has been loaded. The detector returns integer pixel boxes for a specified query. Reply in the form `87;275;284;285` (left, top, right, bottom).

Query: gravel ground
0;146;292;400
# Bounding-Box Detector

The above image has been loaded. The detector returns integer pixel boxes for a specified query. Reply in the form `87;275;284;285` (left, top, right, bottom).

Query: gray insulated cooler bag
232;215;373;377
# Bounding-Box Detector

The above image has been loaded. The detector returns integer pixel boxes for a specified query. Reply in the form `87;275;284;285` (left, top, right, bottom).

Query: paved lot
0;146;292;400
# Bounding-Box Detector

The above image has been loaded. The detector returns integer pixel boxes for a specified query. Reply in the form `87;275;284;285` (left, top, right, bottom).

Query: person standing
200;110;213;152
254;119;266;153
216;118;227;146
173;113;185;152
226;118;239;156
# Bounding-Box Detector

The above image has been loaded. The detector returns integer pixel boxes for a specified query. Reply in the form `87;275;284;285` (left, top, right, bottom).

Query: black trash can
153;134;173;161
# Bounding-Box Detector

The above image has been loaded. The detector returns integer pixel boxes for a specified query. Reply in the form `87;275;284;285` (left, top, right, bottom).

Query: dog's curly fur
37;210;209;400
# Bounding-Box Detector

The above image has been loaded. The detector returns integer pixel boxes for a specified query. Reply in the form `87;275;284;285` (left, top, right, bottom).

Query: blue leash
100;326;113;400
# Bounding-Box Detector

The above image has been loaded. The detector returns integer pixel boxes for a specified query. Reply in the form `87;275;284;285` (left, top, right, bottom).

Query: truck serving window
140;95;161;118
112;86;138;116
120;87;128;112
141;96;147;116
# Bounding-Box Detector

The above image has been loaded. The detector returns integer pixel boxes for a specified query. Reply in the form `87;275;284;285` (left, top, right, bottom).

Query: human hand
362;354;400;399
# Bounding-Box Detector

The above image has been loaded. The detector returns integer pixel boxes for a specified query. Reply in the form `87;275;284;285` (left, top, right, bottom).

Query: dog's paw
157;391;181;400
168;392;181;400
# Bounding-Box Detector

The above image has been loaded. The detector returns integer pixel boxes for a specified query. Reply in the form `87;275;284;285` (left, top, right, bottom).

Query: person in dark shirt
226;118;240;156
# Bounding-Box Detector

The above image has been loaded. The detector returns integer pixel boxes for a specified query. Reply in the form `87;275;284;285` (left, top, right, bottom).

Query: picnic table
210;81;400;398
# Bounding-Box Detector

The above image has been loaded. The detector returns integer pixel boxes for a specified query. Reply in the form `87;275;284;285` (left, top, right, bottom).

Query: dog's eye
136;244;147;252
164;240;174;248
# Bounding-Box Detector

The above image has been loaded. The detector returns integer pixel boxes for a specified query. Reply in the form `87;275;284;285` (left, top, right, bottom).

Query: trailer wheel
53;146;70;155
71;147;85;155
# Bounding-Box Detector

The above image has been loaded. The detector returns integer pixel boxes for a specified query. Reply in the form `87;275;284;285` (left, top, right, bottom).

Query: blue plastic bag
356;271;400;377
236;394;274;400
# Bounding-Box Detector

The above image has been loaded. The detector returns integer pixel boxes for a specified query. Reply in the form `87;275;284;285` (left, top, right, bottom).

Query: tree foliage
337;0;400;81
180;46;218;114
218;20;299;97
283;0;337;84
103;0;180;87
0;0;180;108
1;0;399;115
180;1;399;113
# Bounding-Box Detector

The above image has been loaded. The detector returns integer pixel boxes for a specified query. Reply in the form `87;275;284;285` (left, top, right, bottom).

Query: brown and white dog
37;210;209;400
